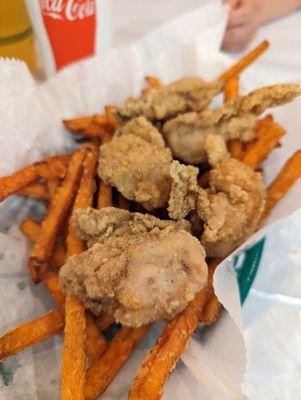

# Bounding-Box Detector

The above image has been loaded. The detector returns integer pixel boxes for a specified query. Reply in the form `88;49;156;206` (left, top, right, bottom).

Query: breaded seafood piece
168;135;266;257
72;206;191;247
163;84;301;164
60;225;207;327
98;117;172;210
116;77;222;121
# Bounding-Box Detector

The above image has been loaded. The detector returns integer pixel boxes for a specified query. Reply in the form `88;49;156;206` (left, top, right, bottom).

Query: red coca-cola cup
25;0;111;77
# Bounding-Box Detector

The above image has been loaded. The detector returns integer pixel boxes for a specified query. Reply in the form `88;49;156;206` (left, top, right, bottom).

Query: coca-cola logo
40;0;95;21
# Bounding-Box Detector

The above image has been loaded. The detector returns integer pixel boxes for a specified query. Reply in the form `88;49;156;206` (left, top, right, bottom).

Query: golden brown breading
98;117;172;210
116;77;222;121
60;208;207;327
168;136;266;257
72;206;191;247
163;84;301;164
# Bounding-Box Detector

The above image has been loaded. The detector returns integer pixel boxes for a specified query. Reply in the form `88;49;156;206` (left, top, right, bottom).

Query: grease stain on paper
0;359;20;386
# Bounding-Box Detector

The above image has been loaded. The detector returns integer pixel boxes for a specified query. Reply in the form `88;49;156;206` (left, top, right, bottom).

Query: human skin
223;0;301;51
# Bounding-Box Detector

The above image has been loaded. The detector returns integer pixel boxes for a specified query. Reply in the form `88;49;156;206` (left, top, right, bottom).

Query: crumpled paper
0;0;300;399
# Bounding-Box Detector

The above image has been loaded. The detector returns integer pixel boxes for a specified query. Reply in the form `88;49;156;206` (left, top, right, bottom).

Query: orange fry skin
28;148;86;282
0;310;64;362
129;259;221;400
85;326;149;400
199;294;222;325
145;76;162;89
224;76;239;102
17;182;50;201
219;40;269;82
0;166;37;202
61;144;99;400
242;122;286;168
263;150;301;220
95;313;115;332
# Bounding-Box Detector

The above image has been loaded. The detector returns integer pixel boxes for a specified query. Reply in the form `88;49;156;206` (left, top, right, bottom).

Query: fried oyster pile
60;79;301;327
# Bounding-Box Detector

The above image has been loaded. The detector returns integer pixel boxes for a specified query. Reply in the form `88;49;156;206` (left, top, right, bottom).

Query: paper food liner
0;1;301;399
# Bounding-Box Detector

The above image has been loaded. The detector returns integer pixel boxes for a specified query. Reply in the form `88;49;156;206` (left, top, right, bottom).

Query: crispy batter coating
60;208;207;327
98;117;172;210
72;206;191;247
116;77;222;121
168;136;266;257
163;84;301;164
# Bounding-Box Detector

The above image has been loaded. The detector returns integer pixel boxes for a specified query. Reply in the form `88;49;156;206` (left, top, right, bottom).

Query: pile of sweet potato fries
0;41;301;400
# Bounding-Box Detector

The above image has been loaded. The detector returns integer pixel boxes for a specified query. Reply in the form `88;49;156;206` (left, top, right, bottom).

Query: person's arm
223;0;301;51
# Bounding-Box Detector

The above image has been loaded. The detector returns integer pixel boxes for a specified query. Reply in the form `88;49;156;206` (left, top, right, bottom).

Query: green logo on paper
234;238;265;304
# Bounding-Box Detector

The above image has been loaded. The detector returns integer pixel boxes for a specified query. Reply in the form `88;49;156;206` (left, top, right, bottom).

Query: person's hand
222;0;301;52
222;0;261;52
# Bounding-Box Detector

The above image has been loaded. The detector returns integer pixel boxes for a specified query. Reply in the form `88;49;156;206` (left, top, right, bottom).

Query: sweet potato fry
62;144;99;400
118;193;131;210
47;178;60;199
0;310;64;362
219;40;269;82
35;155;70;180
28;148;85;282
145;76;162;89
42;271;66;309
20;219;41;242
85;326;149;400
200;294;222;325
85;313;108;363
17;182;50;201
0;165;38;202
21;219;67;269
129;259;221;400
95;313;115;332
63;116;94;132
262;150;301;220
224;76;239;102
242;122;286;168
228;140;243;159
62;294;86;400
105;105;119;129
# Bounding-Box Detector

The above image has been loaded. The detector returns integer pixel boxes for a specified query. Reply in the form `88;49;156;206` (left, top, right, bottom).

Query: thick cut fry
62;144;99;400
28;148;86;282
85;326;149;400
62;295;86;400
20;219;41;242
47;178;60;199
224;76;239;102
0;310;64;362
0;166;37;202
21;219;67;269
145;76;162;89
97;182;112;209
0;154;69;202
199;294;222;325
263;150;301;220
118;193;131;210
17;182;50;201
85;313;108;362
43;271;66;309
105;105;119;129
219;41;269;82
242;122;286;168
129;259;221;400
63;115;93;132
95;313;115;332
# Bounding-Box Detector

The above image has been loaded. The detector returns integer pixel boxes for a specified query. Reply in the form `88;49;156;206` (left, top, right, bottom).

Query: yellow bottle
0;0;37;74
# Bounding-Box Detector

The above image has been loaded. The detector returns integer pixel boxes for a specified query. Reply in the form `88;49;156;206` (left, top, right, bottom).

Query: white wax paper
0;1;300;399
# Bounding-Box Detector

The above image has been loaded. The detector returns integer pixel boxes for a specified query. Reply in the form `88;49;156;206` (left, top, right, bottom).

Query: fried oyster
98;117;172;210
116;77;222;121
163;84;301;164
60;207;207;327
168;135;266;257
